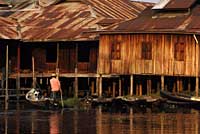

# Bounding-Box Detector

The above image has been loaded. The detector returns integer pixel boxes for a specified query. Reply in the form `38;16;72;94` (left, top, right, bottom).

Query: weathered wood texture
31;44;98;73
99;34;198;76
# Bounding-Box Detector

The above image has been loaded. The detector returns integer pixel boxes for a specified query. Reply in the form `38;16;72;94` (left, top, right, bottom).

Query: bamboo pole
5;45;8;110
32;56;36;89
130;75;133;96
56;43;64;108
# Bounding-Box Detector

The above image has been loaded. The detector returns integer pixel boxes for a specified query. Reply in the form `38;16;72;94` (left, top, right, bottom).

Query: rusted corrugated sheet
0;0;9;5
109;4;200;35
0;17;18;39
164;0;196;9
5;0;148;41
152;0;196;10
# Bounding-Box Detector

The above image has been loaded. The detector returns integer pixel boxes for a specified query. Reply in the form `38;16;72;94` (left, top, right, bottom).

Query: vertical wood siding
99;33;198;76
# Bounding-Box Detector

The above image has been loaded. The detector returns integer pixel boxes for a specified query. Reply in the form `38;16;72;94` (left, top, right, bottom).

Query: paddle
60;87;64;108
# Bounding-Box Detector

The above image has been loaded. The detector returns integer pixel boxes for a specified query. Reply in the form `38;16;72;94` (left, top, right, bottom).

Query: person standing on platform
50;73;61;101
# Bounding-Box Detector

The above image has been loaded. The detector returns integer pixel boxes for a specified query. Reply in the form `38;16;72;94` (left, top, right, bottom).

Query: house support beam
130;75;133;96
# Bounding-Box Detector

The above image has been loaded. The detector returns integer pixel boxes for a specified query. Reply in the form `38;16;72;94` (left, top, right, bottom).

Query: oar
60;88;64;108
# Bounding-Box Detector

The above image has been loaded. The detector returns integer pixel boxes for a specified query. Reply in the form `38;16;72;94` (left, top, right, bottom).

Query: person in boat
50;73;61;101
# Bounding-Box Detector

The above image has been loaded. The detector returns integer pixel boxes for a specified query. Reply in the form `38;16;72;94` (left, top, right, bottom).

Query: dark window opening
141;41;152;60
78;45;90;62
46;45;57;63
174;42;185;61
111;41;121;60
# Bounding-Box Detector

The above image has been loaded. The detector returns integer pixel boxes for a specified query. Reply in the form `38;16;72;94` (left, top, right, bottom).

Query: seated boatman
50;73;61;101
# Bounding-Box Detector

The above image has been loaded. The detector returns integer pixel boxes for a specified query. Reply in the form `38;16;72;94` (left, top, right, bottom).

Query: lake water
0;102;200;134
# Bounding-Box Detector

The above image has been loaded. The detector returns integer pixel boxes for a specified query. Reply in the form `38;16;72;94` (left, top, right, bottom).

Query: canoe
160;90;200;104
25;88;59;108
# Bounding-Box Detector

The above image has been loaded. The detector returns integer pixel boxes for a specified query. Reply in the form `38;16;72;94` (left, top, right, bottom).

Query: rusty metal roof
108;3;200;35
0;17;18;39
1;0;148;41
152;0;197;10
0;0;9;5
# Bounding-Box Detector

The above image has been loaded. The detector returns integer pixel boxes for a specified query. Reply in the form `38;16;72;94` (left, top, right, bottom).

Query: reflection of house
98;0;200;97
0;0;150;98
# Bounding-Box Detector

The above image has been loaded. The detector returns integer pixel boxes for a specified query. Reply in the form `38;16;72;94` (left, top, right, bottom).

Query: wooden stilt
195;35;199;97
173;80;176;93
99;75;102;97
112;81;116;97
188;78;191;92
96;77;99;96
16;44;20;101
130;75;133;96
91;81;95;96
179;78;183;92
74;68;78;98
5;45;8;110
177;77;180;93
161;76;164;91
139;81;142;96
75;43;78;98
196;77;199;97
108;86;111;97
119;78;122;96
147;79;151;95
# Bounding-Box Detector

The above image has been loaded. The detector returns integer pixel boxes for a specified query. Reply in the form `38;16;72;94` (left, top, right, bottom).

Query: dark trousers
52;91;59;100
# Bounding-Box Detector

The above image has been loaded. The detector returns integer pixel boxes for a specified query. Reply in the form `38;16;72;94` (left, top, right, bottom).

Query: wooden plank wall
98;34;198;76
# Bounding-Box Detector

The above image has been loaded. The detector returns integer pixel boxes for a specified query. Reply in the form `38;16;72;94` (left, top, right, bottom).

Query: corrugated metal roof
3;0;148;41
152;0;197;10
0;0;9;5
0;17;18;39
109;3;200;35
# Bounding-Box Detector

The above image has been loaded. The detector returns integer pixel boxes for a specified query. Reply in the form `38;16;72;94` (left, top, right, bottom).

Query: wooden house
98;0;200;97
0;0;149;99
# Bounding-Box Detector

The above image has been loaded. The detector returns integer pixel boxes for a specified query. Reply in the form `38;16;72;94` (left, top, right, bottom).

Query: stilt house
0;0;150;99
98;0;200;97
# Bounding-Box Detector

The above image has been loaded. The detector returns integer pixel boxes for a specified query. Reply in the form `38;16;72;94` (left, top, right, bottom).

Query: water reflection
50;112;60;134
0;104;200;134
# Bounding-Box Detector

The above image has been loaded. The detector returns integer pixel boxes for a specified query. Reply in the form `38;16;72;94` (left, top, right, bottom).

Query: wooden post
147;78;151;95
139;81;142;96
194;34;199;97
177;77;180;93
161;76;164;91
74;43;78;98
108;86;111;97
32;56;36;89
16;44;20;101
188;78;191;92
74;68;78;98
196;77;199;97
91;81;95;95
112;81;116;98
99;75;102;97
96;77;99;96
119;77;122;96
5;45;9;110
130;75;133;96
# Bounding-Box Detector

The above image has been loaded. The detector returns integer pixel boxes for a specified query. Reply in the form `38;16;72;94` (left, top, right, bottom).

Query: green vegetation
61;97;79;107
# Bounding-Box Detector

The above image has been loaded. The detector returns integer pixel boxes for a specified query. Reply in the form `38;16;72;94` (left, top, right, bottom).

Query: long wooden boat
25;88;59;108
160;90;200;104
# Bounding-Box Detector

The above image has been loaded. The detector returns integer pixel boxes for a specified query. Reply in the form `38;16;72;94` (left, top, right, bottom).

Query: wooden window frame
111;41;121;60
141;41;152;60
174;42;185;61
